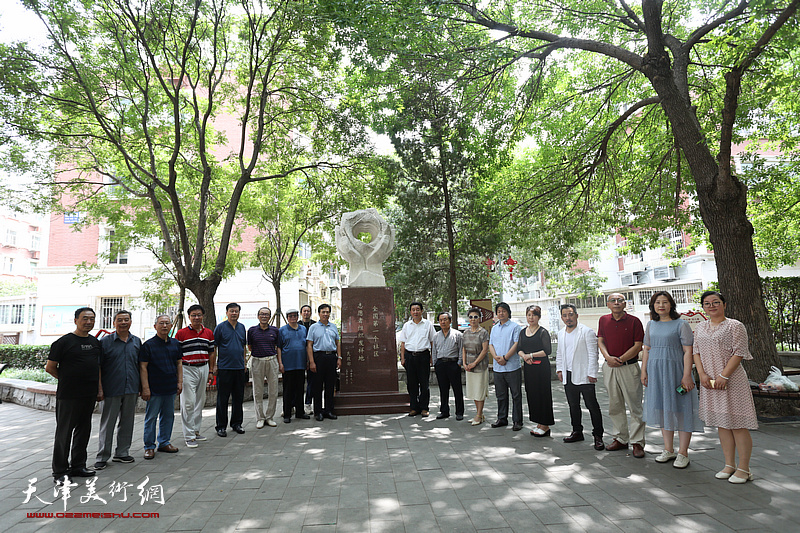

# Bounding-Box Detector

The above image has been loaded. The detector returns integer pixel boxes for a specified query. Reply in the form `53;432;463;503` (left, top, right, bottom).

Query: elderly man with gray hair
433;311;464;420
139;315;183;459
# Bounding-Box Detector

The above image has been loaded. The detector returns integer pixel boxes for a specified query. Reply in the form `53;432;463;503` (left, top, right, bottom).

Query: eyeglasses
702;301;723;307
468;315;480;319
608;298;625;303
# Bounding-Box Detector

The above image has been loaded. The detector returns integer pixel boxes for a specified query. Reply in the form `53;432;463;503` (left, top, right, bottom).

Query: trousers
564;371;604;437
434;360;464;416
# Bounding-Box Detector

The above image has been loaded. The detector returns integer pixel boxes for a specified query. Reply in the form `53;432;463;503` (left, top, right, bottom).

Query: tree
244;166;390;326
416;0;798;393
333;11;519;320
0;0;369;325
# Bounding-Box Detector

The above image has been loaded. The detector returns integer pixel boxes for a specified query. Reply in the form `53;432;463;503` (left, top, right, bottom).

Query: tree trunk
439;147;460;323
272;277;283;327
186;278;221;329
175;286;186;330
644;51;792;416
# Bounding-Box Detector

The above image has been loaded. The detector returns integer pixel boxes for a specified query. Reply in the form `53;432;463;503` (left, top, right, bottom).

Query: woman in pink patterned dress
693;291;758;484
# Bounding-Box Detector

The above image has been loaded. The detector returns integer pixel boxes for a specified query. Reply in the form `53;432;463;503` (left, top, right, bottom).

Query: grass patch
1;367;58;385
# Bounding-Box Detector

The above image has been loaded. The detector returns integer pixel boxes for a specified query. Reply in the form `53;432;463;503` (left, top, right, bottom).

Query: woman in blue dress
641;291;703;469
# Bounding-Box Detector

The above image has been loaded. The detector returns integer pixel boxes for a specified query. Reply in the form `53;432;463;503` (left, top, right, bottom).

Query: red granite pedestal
335;287;408;415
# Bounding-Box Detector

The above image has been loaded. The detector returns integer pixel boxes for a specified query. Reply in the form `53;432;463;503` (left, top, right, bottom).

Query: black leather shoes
53;474;71;484
323;412;338;420
593;436;606;450
315;413;324;421
436;413;450;419
217;429;227;437
70;467;96;477
491;419;508;428
563;432;584;443
284;417;291;423
512;423;523;431
232;426;245;434
297;414;310;420
455;414;464;421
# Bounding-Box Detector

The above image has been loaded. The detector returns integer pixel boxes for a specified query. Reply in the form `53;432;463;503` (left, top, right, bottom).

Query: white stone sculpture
335;209;395;287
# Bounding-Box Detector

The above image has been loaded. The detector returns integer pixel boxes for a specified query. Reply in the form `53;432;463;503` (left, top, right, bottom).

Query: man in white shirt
556;304;605;450
398;301;436;417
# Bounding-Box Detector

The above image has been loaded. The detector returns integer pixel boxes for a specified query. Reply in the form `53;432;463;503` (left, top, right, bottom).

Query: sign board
469;299;495;331
40;305;84;336
679;310;708;332
63;212;81;224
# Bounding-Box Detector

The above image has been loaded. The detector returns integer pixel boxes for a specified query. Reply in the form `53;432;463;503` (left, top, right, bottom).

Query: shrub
0;345;51;369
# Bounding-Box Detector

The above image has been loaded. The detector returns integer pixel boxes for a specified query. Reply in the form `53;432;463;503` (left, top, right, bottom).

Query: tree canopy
0;0;371;324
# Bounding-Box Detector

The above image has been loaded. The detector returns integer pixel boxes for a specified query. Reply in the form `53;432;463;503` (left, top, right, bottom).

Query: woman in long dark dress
517;305;554;436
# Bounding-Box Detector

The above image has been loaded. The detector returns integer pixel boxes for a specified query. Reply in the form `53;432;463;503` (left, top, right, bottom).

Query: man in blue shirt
278;309;310;424
213;303;247;437
306;303;341;421
489;302;523;431
247;307;280;429
140;315;183;459
94;310;141;470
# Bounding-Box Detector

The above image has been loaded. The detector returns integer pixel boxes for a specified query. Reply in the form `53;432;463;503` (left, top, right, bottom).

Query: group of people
46;303;341;483
398;291;758;483
46;290;758;485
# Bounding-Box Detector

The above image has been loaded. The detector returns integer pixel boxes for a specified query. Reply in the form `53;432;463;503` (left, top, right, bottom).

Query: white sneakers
655;450;677;463
256;420;265;429
673;453;690;469
266;419;277;427
256;419;277;429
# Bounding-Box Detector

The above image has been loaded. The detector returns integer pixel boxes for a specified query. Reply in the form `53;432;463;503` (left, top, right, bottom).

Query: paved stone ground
1;381;799;533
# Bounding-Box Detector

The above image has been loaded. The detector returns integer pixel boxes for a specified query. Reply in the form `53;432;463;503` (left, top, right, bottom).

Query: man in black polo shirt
300;304;315;415
46;307;103;483
140;315;183;459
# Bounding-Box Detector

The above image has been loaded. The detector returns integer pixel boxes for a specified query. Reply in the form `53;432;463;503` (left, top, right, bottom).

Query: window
0;305;9;324
3;257;14;273
638;290;656;306
11;304;25;324
30;234;41;251
5;229;17;247
100;297;124;330
29;260;38;276
108;230;128;265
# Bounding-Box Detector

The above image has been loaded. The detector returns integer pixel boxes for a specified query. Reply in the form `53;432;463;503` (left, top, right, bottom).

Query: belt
182;361;208;367
437;358;459;363
314;351;336;356
407;350;430;356
619;358;639;366
252;355;277;360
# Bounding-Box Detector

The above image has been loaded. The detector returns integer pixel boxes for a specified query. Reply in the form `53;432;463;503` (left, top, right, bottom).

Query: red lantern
503;256;518;280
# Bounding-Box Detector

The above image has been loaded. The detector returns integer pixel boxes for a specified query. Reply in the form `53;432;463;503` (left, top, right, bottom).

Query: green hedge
0;345;50;370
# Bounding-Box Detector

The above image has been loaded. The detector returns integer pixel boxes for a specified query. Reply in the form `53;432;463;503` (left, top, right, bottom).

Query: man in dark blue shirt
213;303;247;437
94;310;141;470
247;307;280;429
140;315;183;459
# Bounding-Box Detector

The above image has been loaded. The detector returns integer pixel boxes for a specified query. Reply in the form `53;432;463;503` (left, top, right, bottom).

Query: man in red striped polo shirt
176;304;216;448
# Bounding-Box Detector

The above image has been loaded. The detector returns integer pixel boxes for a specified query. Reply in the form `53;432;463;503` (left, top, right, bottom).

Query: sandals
728;468;754;484
715;464;735;479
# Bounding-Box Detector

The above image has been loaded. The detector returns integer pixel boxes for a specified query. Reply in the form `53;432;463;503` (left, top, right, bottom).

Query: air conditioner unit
654;266;677;281
619;272;639;286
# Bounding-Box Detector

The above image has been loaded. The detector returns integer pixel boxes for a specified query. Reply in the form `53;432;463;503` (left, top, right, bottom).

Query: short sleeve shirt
99;332;141;396
597;313;644;360
139;335;182;396
307;321;340;352
489;320;521;373
279;324;308;371
48;333;102;400
214;320;247;370
398;318;436;352
175;326;214;364
247;325;280;358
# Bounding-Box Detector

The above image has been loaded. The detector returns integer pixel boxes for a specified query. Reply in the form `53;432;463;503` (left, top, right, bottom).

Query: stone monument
334;209;407;415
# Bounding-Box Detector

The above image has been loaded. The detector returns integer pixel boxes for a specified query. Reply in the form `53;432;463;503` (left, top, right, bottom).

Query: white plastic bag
762;365;799;392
